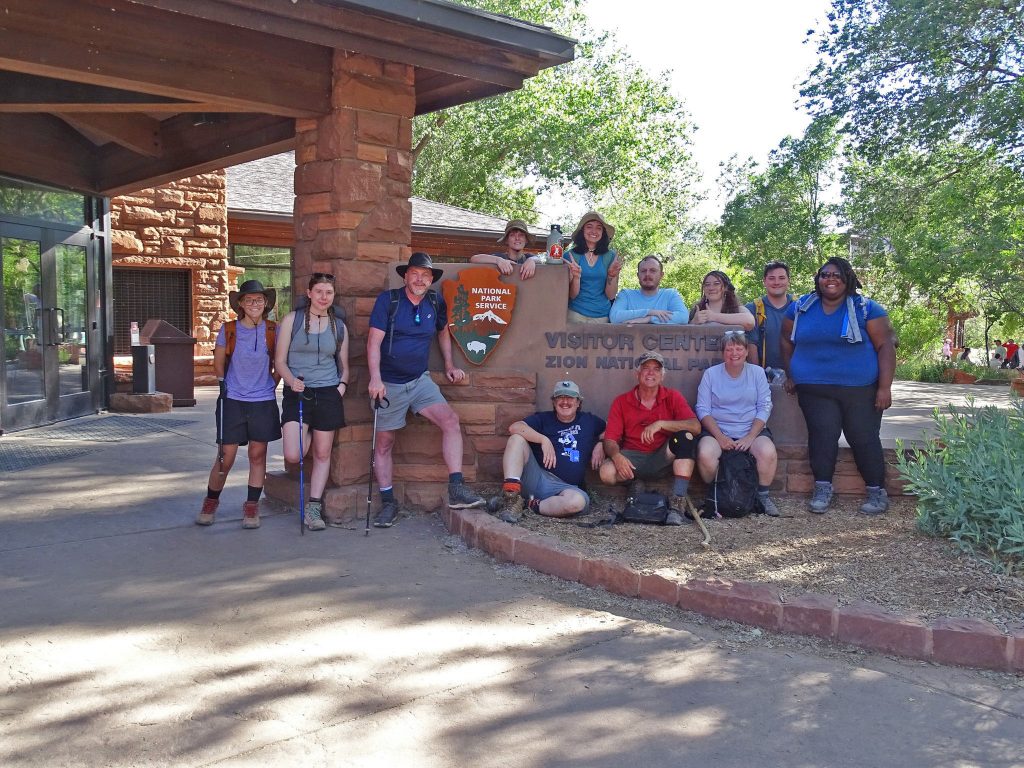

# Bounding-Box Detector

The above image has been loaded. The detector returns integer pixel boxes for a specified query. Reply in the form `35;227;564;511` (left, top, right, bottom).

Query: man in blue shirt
367;253;484;527
609;255;689;324
494;380;606;524
745;260;794;382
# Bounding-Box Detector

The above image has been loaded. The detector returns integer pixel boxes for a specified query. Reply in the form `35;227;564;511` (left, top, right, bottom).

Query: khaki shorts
620;447;674;480
375;372;448;432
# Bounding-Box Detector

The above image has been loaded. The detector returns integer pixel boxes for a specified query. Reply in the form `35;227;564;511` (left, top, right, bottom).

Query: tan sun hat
497;219;532;245
571;210;615;243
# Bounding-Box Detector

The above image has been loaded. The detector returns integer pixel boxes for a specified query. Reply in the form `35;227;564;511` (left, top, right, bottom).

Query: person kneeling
496;380;606;523
695;330;780;516
599;352;702;525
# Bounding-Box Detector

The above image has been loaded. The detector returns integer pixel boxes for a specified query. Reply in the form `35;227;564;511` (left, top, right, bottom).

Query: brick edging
442;507;1023;673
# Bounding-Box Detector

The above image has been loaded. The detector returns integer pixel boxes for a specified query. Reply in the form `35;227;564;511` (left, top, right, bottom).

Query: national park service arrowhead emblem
442;267;517;366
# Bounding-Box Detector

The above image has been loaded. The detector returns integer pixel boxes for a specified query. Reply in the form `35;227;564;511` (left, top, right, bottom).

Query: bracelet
339;382;348;389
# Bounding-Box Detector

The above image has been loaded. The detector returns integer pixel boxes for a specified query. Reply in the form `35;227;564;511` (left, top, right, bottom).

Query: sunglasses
414;307;422;326
818;271;843;280
722;330;746;342
312;272;336;282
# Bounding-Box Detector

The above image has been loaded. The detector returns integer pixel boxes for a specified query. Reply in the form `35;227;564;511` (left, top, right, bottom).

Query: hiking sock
246;485;263;503
206;487;222;500
757;485;770;495
503;478;522;495
672;476;690;497
309;496;322;504
380;487;395;502
449;472;464;485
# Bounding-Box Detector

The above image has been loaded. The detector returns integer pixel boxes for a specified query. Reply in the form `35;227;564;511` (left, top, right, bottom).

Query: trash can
131;344;155;394
140;319;196;406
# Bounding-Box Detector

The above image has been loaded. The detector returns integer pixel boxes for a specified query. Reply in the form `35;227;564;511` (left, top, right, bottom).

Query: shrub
897;399;1024;575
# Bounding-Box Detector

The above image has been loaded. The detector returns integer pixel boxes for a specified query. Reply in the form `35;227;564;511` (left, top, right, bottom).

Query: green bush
897;399;1024;575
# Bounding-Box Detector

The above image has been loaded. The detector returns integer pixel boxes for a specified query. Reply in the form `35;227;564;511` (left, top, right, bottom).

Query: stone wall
110;171;229;356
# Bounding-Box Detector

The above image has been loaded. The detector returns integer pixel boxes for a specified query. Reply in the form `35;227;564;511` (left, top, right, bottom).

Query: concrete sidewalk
1;385;1022;767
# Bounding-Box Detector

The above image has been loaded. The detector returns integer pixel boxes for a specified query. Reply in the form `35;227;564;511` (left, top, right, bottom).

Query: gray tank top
286;314;340;387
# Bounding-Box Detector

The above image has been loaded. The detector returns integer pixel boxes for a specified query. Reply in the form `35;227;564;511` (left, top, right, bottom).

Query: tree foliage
413;0;698;249
803;0;1024;164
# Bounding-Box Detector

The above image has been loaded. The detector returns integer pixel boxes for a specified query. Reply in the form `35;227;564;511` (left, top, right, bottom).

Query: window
113;268;190;355
230;245;292;319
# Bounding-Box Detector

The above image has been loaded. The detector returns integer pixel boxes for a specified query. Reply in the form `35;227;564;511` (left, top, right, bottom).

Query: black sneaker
373;499;400;528
448;483;485;509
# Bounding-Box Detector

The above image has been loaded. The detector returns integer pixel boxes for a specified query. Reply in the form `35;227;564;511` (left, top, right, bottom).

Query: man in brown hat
470;219;540;279
196;279;281;530
367;252;485;527
599;351;701;524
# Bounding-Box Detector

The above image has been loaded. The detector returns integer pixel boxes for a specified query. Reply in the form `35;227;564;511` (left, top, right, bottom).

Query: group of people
198;210;897;531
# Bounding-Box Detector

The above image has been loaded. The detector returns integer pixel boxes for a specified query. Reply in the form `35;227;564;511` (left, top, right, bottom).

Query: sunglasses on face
312;272;336;282
818;271;843;280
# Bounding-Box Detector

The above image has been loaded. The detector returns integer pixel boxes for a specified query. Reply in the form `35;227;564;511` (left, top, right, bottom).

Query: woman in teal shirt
565;210;621;323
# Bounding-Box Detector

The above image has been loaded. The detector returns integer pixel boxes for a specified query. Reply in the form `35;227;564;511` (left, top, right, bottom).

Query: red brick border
444;509;1022;673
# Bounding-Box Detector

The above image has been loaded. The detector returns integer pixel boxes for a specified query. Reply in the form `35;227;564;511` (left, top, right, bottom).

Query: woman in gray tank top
275;273;350;531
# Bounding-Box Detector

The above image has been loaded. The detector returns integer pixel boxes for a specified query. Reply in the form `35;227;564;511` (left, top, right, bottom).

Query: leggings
796;383;885;487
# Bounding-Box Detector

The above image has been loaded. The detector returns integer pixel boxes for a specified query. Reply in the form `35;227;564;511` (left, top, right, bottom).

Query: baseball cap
552;380;582;399
636;351;665;368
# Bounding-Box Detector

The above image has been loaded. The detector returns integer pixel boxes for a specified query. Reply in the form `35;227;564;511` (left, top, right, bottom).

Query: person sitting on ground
745;260;795;382
609;254;689;324
696;330;780;517
960;346;973;364
564;210;622;323
469;219;540;280
689;270;755;330
493;380;606;524
599;351;702;524
197;279;282;530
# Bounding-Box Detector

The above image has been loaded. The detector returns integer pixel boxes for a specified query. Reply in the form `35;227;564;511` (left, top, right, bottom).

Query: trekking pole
365;395;389;536
297;376;306;536
217;380;226;475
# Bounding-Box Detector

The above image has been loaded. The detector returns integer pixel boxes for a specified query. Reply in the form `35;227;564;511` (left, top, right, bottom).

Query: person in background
781;257;896;516
609;255;689;324
1000;339;1019;369
941;337;952;361
688;270;755;330
470;219;540;280
746;261;795;383
275;273;350;532
197;280;281;529
565;210;622;323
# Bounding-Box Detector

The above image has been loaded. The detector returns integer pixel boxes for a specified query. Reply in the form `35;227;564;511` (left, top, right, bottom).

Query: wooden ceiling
0;0;573;196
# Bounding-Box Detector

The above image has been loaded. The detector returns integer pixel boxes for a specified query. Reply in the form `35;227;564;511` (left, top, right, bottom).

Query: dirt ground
481;488;1024;633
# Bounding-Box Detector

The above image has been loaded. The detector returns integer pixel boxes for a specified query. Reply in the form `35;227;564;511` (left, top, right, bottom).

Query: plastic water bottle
130;321;140;346
546;225;563;262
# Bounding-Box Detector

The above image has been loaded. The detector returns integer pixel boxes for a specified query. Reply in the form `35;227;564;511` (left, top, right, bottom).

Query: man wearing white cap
494;380;606;523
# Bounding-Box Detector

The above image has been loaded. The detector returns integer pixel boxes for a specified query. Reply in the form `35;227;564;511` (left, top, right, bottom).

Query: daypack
386;287;440;354
703;450;763;518
619;491;673;525
223;319;276;376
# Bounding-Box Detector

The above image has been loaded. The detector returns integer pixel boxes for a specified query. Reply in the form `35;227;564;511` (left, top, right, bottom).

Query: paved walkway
1;384;1022;767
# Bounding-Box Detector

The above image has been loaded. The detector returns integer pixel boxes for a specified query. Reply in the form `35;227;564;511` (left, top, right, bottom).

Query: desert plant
897;399;1024;575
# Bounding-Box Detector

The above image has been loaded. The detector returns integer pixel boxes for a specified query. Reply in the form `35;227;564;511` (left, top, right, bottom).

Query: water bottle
546;224;563;262
130;321;141;346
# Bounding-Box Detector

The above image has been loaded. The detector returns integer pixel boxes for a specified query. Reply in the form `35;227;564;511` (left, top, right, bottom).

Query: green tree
413;0;699;253
803;0;1024;164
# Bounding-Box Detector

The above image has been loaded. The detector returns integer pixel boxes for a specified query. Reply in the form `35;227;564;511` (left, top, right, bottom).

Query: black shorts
216;398;282;446
281;385;346;432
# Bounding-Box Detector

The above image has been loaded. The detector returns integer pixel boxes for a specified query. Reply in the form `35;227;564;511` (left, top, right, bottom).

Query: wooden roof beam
0;114;99;193
56;113;164;158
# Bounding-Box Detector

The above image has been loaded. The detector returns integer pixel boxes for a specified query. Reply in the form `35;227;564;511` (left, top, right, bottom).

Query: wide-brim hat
229;279;276;317
497;219;532;245
571;210;615;243
396;252;443;284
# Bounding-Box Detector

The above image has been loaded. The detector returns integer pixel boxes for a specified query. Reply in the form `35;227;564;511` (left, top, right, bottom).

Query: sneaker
196;497;218;526
242;500;260;529
304;500;326;531
760;494;781;517
373;499;399;528
808;482;833;514
448;483;485;509
860;487;890;516
496;490;524;524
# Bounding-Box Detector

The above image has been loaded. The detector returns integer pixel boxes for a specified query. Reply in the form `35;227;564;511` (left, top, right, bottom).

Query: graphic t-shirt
523;410;606;488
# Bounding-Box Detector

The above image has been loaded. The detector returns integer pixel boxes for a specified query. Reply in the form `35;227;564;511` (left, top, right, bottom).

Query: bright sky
578;0;832;223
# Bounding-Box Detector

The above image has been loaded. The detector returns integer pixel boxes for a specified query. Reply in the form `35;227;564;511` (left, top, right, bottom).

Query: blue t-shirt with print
524;410;606;488
369;290;447;384
785;294;887;386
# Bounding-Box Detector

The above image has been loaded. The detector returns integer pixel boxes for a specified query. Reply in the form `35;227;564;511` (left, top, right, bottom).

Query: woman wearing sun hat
196;279;281;530
564;210;622;323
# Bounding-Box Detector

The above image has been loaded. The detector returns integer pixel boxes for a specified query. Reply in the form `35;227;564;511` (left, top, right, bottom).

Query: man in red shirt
599;351;701;524
1001;339;1019;369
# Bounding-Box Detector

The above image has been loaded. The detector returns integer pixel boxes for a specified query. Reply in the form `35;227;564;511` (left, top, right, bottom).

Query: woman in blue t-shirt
565;210;621;323
780;257;896;516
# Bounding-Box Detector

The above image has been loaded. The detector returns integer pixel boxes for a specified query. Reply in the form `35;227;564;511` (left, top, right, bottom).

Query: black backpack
703;450;763;518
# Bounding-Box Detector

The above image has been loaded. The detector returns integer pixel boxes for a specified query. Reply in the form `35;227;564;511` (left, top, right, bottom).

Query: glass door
2;224;98;430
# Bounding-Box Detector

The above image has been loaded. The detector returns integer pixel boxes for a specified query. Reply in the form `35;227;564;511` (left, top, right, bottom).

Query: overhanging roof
0;0;573;197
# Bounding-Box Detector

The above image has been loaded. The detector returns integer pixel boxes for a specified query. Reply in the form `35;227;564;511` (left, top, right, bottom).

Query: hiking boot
448;483;485;509
304;500;326;531
860;487;890;516
496;490;524;524
241;500;260;529
373;499;400;528
666;495;691;526
808;483;833;514
760;494;781;517
196;497;218;526
664;510;684;526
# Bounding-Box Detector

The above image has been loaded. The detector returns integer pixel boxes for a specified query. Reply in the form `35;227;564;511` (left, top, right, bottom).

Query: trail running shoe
760;494;781;517
808;482;833;514
860;487;890;516
373;499;399;528
448;483;485;509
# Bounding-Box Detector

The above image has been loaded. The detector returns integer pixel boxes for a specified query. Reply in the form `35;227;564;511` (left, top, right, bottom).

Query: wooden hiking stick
688;498;711;549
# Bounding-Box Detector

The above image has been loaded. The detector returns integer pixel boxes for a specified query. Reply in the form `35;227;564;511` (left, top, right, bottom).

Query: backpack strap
387;288;440;355
223;319;276;377
753;297;767;367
